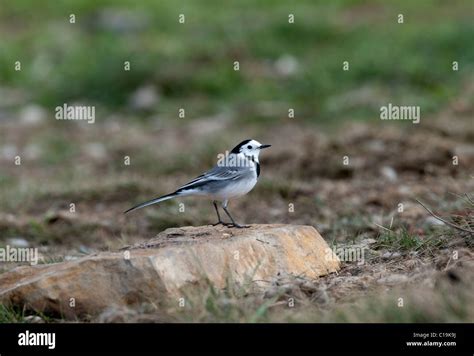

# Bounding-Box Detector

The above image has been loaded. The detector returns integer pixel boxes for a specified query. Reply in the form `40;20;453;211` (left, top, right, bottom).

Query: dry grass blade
415;199;474;235
465;193;474;206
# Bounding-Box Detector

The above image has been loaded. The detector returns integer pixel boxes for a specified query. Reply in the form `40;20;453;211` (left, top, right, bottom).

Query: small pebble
24;315;44;323
377;274;408;285
381;251;401;259
380;166;397;182
6;237;30;248
425;216;445;226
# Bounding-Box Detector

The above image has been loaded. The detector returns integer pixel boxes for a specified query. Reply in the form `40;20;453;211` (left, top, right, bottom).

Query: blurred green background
1;0;472;123
1;0;474;324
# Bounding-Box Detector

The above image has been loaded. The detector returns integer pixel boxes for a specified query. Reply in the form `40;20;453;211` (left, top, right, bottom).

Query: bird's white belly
212;176;257;200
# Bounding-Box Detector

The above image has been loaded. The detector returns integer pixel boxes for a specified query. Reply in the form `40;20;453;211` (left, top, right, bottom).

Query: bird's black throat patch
247;155;260;177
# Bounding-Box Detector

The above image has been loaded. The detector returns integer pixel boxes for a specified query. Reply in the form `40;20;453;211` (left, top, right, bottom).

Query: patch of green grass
0;305;24;323
38;255;65;264
0;304;52;323
377;228;420;250
0;0;472;123
375;227;448;256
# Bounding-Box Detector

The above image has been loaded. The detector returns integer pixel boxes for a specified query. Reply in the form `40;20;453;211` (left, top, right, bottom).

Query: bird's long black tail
124;192;179;214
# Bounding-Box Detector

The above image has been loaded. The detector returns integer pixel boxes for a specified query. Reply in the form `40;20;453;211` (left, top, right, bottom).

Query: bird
124;139;271;228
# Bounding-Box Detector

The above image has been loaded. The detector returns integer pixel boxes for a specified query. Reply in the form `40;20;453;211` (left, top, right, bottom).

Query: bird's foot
211;221;232;227
227;223;250;229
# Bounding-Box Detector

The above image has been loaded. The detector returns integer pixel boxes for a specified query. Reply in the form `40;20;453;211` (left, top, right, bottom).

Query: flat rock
0;224;339;319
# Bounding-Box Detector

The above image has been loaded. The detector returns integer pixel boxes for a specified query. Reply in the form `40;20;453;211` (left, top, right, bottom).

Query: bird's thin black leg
222;203;249;229
211;201;228;226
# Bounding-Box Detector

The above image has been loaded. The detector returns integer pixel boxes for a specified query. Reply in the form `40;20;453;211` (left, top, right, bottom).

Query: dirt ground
1;93;473;322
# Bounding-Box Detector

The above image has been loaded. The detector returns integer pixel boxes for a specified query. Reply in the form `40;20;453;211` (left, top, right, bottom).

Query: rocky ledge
0;224;339;319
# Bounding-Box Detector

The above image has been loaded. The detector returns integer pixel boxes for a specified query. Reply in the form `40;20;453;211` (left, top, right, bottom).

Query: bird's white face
237;139;271;162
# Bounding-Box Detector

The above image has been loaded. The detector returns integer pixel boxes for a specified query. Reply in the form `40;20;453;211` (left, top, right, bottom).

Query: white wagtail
124;139;271;228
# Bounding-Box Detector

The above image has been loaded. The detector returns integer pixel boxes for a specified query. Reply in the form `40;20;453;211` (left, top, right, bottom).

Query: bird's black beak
259;144;271;150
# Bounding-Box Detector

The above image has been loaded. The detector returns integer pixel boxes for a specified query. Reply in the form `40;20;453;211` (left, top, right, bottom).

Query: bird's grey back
176;159;255;194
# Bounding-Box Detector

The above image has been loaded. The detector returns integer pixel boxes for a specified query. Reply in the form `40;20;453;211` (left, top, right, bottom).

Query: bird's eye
247;145;252;149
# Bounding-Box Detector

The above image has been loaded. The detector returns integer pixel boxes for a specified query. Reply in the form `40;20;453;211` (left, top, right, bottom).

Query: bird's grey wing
175;165;248;193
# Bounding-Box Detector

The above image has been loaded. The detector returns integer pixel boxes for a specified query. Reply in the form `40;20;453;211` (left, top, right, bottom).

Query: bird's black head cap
230;139;252;154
